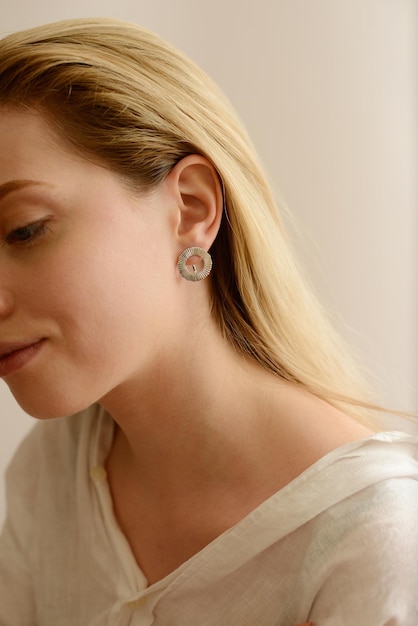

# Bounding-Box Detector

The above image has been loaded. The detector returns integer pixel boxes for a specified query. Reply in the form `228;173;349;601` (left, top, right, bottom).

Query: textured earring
177;247;212;281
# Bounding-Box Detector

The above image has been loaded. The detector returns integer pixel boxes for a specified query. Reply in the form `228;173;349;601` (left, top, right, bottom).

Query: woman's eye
4;220;49;246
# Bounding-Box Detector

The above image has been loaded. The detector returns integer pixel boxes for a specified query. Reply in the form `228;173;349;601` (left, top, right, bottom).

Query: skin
0;109;373;584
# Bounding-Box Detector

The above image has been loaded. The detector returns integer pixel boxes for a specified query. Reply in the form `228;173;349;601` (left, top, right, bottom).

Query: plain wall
0;0;417;522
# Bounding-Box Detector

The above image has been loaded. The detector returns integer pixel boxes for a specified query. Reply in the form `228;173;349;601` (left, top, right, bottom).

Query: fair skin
0;109;373;585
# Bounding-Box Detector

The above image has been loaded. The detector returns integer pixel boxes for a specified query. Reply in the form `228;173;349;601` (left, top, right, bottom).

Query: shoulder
303;429;418;513
269;383;379;483
263;429;418;560
273;429;418;531
307;470;418;624
296;435;418;623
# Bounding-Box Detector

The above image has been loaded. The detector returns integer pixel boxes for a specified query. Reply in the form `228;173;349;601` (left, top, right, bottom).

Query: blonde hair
0;18;384;425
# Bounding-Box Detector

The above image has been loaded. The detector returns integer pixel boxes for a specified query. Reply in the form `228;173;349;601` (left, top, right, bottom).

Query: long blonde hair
0;18;385;425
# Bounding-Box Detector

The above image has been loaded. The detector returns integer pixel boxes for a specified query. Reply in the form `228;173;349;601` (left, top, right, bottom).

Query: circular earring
177;247;213;282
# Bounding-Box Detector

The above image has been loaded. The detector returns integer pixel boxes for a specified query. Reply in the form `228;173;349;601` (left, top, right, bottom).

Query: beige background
0;0;417;521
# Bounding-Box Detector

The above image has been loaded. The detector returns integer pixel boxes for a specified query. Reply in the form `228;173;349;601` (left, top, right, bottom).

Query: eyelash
3;220;50;247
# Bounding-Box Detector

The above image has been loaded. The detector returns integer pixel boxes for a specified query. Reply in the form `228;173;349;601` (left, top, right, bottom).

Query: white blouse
0;404;417;625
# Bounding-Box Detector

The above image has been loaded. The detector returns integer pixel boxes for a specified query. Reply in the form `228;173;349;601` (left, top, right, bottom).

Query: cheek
6;236;178;419
29;234;172;349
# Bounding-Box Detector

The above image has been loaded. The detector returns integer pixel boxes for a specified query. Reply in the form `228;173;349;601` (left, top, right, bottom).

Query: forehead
0;108;158;216
0;109;109;194
0;109;70;171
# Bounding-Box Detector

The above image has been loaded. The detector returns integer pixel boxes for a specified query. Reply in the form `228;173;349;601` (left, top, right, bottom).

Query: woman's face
0;109;181;418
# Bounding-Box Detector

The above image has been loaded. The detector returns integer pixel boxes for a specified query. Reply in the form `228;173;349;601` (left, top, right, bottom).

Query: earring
177;247;212;282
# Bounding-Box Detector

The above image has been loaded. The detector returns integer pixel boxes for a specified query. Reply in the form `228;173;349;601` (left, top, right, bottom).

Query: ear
165;154;223;251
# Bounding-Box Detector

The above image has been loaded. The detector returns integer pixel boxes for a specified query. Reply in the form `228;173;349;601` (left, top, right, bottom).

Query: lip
0;339;45;378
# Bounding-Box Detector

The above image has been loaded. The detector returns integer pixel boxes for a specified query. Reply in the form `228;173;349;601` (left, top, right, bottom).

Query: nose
0;287;14;318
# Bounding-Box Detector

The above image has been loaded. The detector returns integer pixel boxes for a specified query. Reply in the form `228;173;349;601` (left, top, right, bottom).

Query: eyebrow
0;179;49;201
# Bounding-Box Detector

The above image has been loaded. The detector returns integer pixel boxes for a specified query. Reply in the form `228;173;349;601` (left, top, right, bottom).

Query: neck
100;319;285;500
100;314;371;508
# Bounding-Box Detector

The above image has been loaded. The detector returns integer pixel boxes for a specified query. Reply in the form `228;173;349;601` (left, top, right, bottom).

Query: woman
0;17;416;625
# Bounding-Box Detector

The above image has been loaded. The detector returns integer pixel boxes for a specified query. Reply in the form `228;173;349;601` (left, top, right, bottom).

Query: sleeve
307;477;418;626
0;424;40;625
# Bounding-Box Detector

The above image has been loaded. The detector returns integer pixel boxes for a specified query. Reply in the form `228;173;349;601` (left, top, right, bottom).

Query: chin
9;387;94;421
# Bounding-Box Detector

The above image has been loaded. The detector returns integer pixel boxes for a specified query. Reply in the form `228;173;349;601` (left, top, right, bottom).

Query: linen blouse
0;404;417;625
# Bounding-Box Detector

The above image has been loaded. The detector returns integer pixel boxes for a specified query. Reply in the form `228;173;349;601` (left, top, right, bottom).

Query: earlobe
168;154;223;251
